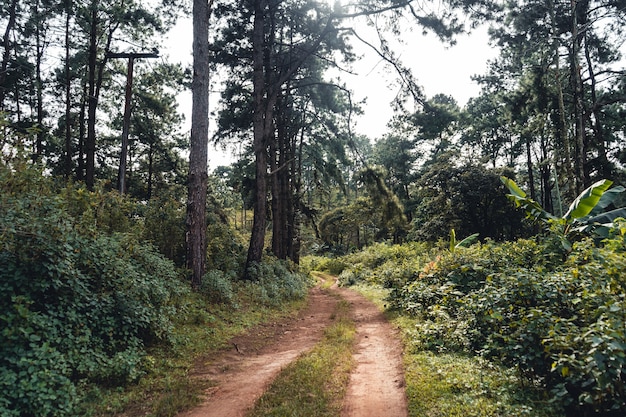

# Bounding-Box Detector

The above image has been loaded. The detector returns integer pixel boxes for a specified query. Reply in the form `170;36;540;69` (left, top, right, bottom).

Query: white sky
162;14;498;168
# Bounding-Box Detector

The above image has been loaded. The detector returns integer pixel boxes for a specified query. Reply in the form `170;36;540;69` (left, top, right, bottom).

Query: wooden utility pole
106;51;158;194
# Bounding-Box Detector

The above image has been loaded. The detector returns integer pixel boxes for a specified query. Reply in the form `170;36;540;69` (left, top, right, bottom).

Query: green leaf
456;233;480;249
449;229;456;252
500;176;526;198
588;186;625;215
500;176;552;222
563;179;613;220
583;207;626;226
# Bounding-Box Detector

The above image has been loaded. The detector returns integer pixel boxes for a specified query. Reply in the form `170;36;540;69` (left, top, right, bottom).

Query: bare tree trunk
85;1;115;189
186;0;212;289
77;78;87;180
570;0;588;192
85;5;98;189
583;29;611;179
525;134;536;201
64;0;73;178
147;141;154;199
271;93;293;261
244;0;271;279
0;0;18;110
34;0;45;161
548;0;573;204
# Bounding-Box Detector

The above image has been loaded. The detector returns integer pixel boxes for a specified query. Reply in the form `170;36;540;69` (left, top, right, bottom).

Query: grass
83;290;308;417
310;271;337;290
350;284;563;417
247;299;356;417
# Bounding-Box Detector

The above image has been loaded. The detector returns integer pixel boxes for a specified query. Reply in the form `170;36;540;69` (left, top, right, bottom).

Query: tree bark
0;0;18;110
64;0;73;179
85;5;98;189
186;0;211;289
583;29;611;180
85;1;115;189
34;0;45;161
570;0;588;192
244;0;271;279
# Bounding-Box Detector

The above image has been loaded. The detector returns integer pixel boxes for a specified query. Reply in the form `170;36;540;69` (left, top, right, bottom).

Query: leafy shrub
382;226;626;415
205;217;246;273
387;239;550;315
243;258;311;306
200;269;237;306
141;194;187;265
0;164;187;416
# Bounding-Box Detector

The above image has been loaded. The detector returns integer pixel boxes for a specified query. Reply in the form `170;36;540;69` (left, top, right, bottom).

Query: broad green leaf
582;207;626;226
500;176;526;198
588;186;625;216
456;233;480;249
563;180;613;220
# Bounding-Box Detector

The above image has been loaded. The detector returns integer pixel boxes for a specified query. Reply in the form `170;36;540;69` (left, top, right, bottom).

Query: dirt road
179;279;408;417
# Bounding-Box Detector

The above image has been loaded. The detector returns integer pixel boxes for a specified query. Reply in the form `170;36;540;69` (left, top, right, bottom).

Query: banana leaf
588;186;625;216
563;179;613;220
500;176;554;221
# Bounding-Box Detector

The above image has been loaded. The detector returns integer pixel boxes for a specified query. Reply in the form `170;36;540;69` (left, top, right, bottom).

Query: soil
178;278;408;417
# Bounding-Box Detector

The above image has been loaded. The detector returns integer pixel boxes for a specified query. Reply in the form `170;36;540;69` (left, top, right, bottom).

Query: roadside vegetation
305;211;626;417
4;0;626;416
0;163;311;417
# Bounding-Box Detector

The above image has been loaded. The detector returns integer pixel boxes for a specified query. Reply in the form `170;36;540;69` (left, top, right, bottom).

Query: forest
2;0;626;415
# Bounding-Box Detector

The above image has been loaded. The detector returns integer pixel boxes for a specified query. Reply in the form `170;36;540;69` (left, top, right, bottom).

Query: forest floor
178;275;408;417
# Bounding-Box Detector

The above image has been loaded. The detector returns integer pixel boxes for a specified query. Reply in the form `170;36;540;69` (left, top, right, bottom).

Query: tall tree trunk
147;140;154;199
34;0;44;161
287;127;299;263
0;0;18;110
244;0;271;278
270;130;283;258
85;2;115;189
64;0;73;178
570;0;588;192
540;130;553;214
525;134;536;201
548;0;573;202
186;0;211;289
271;93;293;261
583;29;611;179
77;78;87;180
86;5;98;189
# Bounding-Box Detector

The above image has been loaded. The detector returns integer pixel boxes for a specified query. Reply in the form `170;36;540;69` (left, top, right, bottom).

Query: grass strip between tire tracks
247;297;356;417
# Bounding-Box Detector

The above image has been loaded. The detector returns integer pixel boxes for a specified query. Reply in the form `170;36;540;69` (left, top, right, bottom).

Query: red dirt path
178;279;408;417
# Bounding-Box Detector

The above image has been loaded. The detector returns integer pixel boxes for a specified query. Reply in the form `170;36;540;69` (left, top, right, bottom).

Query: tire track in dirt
178;278;407;417
336;287;408;417
179;285;339;417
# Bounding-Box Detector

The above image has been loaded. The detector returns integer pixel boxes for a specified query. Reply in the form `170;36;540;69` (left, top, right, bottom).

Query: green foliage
374;224;626;414
334;242;432;289
501;176;626;251
242;257;312;307
205;214;246;273
318;167;409;253
141;194;187;265
0;163;187;416
299;255;348;276
200;270;237;306
449;228;480;252
411;161;529;242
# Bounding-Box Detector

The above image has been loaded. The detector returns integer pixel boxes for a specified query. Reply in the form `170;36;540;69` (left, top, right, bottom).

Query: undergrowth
348;283;562;417
0;163;312;416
